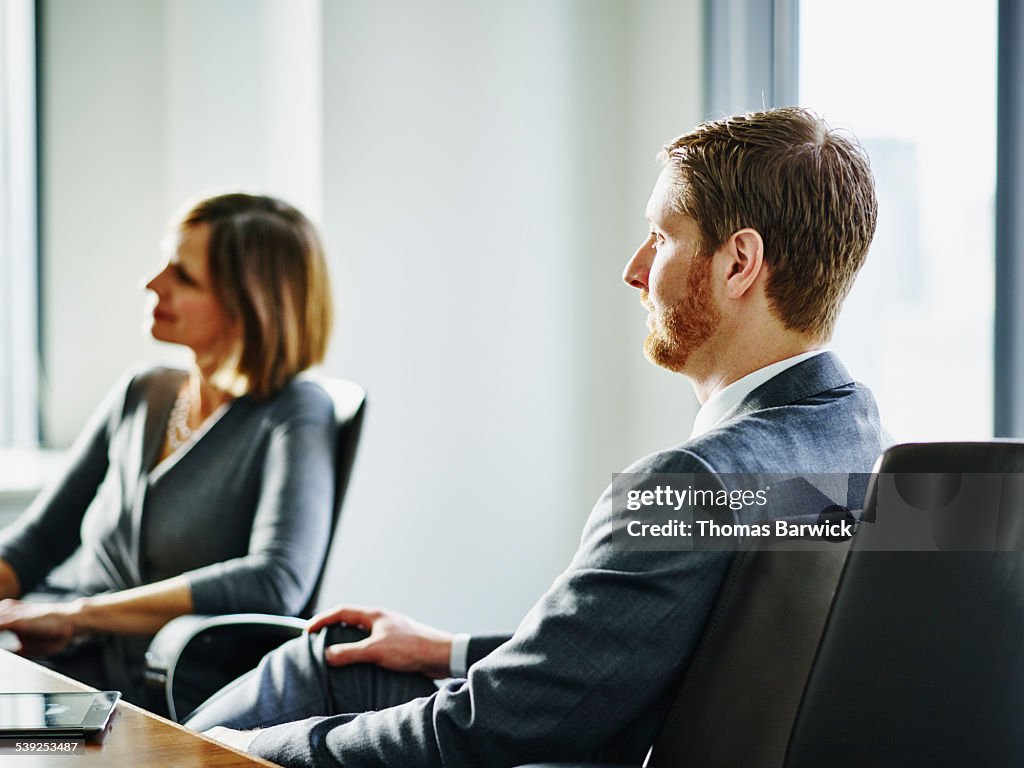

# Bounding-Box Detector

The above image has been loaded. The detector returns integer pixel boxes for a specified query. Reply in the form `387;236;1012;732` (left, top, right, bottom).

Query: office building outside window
799;0;997;440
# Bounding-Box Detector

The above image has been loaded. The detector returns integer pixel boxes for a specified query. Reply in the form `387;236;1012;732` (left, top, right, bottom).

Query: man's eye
650;232;664;247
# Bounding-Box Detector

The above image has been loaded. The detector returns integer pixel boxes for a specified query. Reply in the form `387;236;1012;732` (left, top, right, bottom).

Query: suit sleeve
466;633;513;668
248;450;734;768
0;373;131;594
449;632;514;678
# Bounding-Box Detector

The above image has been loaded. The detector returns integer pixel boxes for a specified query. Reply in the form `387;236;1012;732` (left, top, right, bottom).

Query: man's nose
623;240;652;290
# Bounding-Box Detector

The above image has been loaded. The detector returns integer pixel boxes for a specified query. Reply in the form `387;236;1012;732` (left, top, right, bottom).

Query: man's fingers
323;638;377;668
307;606;379;634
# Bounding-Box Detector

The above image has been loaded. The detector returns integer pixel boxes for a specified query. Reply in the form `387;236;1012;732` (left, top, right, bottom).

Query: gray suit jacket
250;352;888;767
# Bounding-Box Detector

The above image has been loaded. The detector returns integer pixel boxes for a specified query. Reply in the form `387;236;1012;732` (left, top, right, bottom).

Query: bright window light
800;0;997;440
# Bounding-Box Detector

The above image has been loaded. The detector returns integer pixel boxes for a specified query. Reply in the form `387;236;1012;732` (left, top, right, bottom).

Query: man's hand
203;726;259;752
0;598;78;657
307;605;455;679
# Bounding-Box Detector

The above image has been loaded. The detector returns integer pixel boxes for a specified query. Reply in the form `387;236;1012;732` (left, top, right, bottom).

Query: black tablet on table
0;691;120;737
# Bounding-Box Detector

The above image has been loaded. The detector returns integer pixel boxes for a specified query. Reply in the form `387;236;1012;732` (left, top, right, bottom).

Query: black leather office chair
145;376;366;722
519;441;1024;767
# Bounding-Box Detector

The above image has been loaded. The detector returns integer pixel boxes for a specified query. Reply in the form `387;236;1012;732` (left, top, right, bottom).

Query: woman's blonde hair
177;192;333;398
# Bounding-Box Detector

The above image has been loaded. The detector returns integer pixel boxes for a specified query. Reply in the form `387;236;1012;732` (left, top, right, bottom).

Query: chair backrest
297;375;366;618
648;441;1024;767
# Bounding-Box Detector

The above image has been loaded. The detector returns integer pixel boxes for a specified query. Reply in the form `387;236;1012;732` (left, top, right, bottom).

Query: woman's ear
722;228;765;299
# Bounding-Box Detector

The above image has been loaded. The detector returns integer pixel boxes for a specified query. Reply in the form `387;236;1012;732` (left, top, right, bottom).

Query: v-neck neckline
145;371;237;482
148;401;232;482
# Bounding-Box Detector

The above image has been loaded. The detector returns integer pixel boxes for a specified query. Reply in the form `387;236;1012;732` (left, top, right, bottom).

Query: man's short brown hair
661;107;877;341
178;192;333;398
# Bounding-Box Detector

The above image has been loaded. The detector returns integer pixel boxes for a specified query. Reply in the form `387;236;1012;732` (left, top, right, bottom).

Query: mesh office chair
145;376;366;722
518;441;1024;767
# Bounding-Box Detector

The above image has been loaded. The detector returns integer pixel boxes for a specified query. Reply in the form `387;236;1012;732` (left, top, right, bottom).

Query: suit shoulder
685;384;885;474
120;364;184;405
264;376;338;425
621;445;717;475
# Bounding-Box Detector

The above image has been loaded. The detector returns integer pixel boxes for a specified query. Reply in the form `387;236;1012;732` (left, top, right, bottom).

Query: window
707;0;998;441
0;0;39;447
799;0;997;440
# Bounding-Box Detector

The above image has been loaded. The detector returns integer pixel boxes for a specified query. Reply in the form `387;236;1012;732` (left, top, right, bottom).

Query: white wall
41;0;703;633
42;0;170;444
41;0;323;444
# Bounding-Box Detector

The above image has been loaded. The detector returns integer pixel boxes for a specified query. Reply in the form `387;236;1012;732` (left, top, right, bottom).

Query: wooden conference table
0;649;275;767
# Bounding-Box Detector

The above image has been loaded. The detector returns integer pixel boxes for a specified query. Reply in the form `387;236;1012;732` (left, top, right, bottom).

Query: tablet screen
0;693;117;732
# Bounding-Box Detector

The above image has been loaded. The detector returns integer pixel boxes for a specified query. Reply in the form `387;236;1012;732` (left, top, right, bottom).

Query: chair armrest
145;613;306;722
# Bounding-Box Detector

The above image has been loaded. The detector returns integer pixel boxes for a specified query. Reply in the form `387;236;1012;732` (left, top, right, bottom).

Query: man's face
622;168;720;372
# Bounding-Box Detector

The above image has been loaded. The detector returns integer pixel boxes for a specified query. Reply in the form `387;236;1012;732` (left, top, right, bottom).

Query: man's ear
722;228;764;299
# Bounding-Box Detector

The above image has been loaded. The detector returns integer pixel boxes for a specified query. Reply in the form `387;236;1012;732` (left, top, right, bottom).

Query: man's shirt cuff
449;633;471;677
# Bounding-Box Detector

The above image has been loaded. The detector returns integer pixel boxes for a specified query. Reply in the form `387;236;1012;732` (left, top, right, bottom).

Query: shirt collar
689;350;827;440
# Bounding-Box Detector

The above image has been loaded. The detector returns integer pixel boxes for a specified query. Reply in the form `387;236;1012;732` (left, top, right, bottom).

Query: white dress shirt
689;350;826;439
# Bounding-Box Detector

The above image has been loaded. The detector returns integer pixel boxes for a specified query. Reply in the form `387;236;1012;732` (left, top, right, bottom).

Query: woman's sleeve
0;373;131;594
186;389;335;616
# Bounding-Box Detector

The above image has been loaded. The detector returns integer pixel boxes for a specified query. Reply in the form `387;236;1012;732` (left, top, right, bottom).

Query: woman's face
145;223;239;361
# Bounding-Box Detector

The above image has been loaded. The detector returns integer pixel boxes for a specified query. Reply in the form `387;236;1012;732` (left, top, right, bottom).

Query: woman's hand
307;605;455;679
0;577;195;659
0;598;80;657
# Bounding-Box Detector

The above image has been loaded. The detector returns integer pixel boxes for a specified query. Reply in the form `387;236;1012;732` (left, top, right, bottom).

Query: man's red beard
643;254;719;372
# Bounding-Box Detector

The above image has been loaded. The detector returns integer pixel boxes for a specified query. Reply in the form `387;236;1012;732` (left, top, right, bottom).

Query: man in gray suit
193;107;887;766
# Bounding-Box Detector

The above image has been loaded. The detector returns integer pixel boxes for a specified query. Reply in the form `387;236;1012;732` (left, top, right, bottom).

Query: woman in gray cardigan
0;193;337;703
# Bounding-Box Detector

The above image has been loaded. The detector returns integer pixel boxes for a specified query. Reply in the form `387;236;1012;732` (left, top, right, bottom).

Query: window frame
995;0;1024;436
0;0;40;447
704;0;799;116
